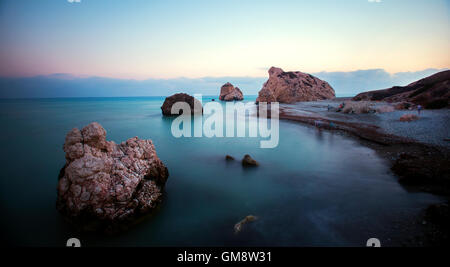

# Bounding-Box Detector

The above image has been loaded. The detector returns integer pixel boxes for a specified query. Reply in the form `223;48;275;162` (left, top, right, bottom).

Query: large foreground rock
353;70;450;109
219;83;244;101
161;93;202;116
256;67;335;104
57;122;169;232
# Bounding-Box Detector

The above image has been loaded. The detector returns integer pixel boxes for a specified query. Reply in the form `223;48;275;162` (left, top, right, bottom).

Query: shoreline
278;107;450;194
278;106;450;246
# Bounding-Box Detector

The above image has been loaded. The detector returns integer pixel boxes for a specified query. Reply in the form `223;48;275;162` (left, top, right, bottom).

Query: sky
0;0;449;80
0;68;446;98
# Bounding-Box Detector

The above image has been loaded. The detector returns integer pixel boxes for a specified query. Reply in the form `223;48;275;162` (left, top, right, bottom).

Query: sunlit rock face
353;70;450;109
256;67;335;104
56;122;169;232
219;82;244;101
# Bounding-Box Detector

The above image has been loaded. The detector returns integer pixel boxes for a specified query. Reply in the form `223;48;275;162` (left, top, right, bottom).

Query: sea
0;96;442;246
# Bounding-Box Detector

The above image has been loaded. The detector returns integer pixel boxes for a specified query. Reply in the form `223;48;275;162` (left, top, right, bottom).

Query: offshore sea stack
56;122;169;232
219;82;244;101
353;70;450;109
256;67;335;104
161;93;203;116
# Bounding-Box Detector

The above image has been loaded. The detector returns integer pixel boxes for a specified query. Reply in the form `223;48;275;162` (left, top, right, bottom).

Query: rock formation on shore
219;83;244;101
399;114;419;122
256;67;335;104
57;122;169;232
353;70;450;109
161;93;203;116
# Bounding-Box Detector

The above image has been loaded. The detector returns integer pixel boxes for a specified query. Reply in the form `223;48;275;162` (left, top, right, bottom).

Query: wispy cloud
368;0;382;3
0;69;447;98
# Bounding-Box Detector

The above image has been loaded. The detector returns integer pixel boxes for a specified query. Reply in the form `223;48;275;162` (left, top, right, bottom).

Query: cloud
0;68;447;98
368;0;382;3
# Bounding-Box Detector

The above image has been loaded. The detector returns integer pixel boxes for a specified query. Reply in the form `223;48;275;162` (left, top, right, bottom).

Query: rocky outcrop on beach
57;122;169;232
225;155;235;161
353;70;450;109
161;93;203;116
219;83;244;101
399;114;419;122
256;67;335;104
393;150;450;195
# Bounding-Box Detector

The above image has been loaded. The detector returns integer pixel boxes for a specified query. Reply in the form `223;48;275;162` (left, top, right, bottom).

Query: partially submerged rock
219;83;244;101
225;155;235;161
234;215;258;234
161;93;202;116
57;122;169;232
399;114;419;122
256;67;335;104
242;154;259;167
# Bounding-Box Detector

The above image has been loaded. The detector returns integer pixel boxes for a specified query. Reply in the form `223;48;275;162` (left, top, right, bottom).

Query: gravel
282;100;450;148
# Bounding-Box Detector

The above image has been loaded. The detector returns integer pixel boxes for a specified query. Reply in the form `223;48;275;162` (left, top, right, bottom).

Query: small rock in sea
225;155;235;161
219;82;244;101
234;215;258;234
242;154;259;167
56;122;169;233
399;114;419;122
161;93;203;116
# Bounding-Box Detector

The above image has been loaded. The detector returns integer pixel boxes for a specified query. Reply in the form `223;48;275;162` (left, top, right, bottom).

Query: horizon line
1;67;448;81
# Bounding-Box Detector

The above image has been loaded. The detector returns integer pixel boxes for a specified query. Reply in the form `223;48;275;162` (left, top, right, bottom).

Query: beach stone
399;114;419;122
394;102;413;110
256;67;335;104
57;122;169;232
219;83;244;101
242;154;259;167
161;93;203;116
234;215;258;234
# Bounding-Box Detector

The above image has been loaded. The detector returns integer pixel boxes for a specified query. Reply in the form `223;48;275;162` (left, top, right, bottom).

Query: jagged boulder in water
219;83;244;101
256;67;335;104
56;122;169;232
161;93;203;116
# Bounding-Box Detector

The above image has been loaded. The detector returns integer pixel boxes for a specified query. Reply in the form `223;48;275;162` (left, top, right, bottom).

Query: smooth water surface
0;97;442;246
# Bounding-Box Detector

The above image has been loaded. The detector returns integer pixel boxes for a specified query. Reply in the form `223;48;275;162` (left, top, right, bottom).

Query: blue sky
0;0;449;79
0;0;448;98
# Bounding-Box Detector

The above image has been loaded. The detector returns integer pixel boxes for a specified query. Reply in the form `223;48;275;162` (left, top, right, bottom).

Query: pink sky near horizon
0;0;449;80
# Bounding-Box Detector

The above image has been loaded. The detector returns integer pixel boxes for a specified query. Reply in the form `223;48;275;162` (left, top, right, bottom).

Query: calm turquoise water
0;96;441;246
